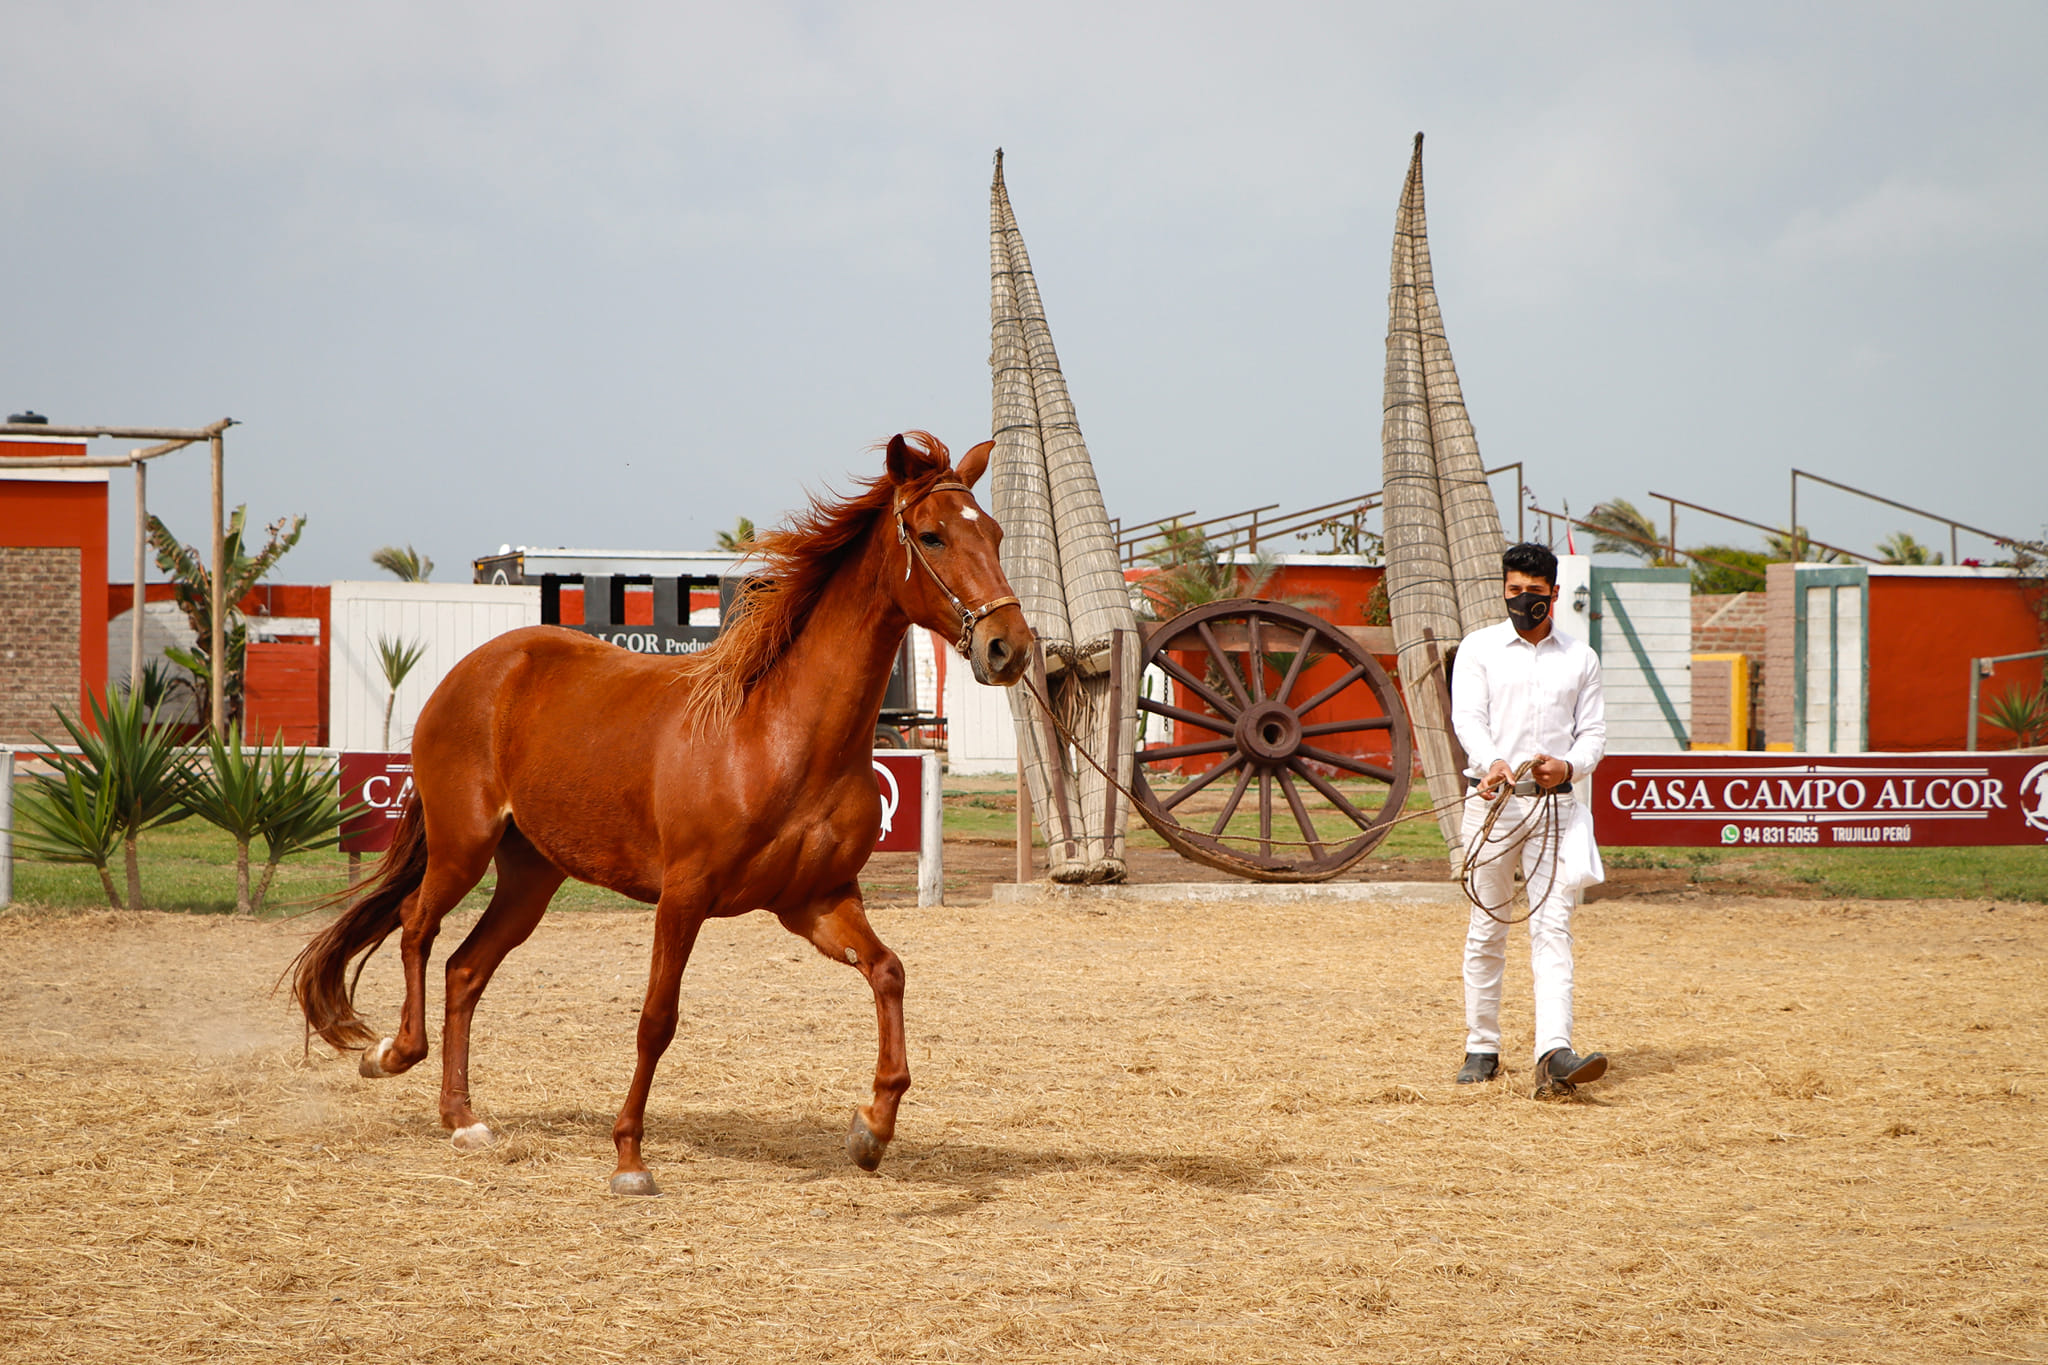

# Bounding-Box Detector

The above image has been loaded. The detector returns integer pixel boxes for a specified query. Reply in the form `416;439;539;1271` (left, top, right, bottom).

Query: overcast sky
6;2;2044;584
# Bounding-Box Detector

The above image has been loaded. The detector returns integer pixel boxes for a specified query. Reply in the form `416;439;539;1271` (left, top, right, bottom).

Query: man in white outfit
1450;543;1609;1094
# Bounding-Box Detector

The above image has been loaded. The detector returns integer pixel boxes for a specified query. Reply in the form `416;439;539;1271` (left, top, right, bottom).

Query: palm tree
375;634;429;749
371;544;434;581
1876;531;1942;565
1763;527;1847;564
1583;499;1671;564
148;506;306;728
715;517;756;553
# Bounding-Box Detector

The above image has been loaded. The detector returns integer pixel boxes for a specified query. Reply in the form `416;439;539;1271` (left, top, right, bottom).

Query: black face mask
1506;590;1551;632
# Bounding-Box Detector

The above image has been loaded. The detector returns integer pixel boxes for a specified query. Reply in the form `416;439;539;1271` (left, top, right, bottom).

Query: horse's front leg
609;885;708;1196
779;886;908;1171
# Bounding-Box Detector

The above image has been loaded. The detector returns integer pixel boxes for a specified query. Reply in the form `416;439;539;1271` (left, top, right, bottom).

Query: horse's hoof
359;1038;397;1078
846;1112;886;1172
450;1122;495;1152
608;1169;661;1197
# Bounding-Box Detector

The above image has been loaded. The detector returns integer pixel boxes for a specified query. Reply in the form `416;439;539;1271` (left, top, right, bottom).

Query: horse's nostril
987;639;1010;666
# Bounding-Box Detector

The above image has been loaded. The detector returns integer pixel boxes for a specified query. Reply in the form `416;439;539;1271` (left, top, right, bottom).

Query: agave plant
11;767;124;907
20;691;194;909
1982;683;2048;750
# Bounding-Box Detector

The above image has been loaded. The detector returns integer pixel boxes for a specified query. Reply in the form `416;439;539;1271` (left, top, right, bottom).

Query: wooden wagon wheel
1131;599;1414;882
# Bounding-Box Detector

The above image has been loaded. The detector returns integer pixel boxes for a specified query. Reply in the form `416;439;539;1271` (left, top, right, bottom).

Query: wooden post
131;460;148;698
348;852;362;886
209;432;226;736
917;752;943;907
1014;765;1034;883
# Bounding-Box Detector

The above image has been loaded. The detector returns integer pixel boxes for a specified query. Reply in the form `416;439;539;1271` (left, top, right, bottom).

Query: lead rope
1017;670;1470;869
1459;758;1569;925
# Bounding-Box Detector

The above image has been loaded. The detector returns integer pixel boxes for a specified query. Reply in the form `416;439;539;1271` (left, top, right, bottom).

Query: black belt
1470;777;1572;795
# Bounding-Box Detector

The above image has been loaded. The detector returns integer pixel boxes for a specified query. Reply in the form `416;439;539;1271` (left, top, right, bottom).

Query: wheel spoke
1139;736;1239;763
1247;614;1267;701
1273;625;1318;704
1291;759;1375;830
1152;652;1241;721
1301;715;1394;737
1298;745;1399;784
1208;763;1256;838
1295;664;1367;717
1195;620;1251;709
1258;770;1274;857
1277;769;1325;858
1138;695;1236;735
1160;753;1243;812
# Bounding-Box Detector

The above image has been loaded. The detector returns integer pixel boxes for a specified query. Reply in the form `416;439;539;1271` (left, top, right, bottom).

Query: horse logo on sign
2021;761;2048;839
872;760;901;843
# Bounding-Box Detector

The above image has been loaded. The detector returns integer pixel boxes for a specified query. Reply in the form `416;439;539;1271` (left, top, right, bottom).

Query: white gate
1588;566;1693;752
329;582;540;751
1793;566;1867;753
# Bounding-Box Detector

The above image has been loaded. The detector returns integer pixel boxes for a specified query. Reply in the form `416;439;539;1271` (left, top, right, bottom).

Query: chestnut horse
293;432;1030;1194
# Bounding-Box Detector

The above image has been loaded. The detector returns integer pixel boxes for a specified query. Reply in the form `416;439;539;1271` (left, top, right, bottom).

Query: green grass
6;821;641;918
11;784;2039;913
1603;843;2047;902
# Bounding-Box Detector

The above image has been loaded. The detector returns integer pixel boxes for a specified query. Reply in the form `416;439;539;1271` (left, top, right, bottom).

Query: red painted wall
1134;561;1403;775
0;442;108;718
1869;573;2043;751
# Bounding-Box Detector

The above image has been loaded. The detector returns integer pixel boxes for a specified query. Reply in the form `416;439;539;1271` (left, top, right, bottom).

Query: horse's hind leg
778;887;908;1172
359;830;497;1081
438;828;565;1150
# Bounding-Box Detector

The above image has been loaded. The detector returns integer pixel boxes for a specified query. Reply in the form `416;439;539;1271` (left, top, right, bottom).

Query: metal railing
1118;463;1525;566
1966;649;2048;751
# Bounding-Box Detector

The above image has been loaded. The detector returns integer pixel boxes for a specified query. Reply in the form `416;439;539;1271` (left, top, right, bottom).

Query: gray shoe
1533;1046;1607;1097
1455;1052;1500;1084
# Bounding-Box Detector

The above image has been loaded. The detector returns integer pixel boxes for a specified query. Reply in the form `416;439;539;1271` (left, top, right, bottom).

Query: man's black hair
1501;542;1559;586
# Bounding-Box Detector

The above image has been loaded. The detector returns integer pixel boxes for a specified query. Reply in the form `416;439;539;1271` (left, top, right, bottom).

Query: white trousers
1460;792;1577;1062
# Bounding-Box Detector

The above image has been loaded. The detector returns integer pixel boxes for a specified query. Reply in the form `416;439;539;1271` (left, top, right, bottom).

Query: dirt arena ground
1;890;2042;1363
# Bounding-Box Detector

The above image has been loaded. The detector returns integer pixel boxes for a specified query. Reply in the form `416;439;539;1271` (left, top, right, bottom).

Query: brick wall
1763;563;1798;747
1693;591;1768;656
0;546;82;742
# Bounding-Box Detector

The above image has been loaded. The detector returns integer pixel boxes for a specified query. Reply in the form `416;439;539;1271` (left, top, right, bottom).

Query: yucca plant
179;722;270;913
375;634;428;749
22;691;194;909
248;747;349;913
12;766;125;908
181;725;350;913
1982;683;2048;749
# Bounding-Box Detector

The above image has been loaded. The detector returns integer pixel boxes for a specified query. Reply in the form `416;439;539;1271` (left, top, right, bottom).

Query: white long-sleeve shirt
1450;619;1606;783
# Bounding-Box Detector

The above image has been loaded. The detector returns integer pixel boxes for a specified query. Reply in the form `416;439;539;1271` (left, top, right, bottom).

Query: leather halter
893;479;1021;658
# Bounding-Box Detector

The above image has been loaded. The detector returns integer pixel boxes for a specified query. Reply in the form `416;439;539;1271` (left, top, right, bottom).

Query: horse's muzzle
968;614;1030;687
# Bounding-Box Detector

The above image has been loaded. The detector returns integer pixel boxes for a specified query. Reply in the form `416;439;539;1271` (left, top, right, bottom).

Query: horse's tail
291;796;430;1051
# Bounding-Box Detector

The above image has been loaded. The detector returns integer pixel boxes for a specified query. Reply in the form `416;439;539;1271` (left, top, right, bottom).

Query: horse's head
883;432;1031;687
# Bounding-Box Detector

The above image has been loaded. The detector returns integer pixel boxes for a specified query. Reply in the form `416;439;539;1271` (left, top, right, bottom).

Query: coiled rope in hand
1459;757;1571;925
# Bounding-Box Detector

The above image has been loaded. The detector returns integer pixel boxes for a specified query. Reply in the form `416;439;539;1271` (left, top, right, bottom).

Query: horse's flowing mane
672;432;953;733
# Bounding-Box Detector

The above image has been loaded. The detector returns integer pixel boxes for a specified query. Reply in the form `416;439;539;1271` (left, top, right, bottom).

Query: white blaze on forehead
960;507;980;521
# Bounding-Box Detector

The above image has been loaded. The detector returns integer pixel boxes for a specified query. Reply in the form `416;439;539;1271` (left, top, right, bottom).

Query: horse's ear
885;433;942;485
955;439;995;489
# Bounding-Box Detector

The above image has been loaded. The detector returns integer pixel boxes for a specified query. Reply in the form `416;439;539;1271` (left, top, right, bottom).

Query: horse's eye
919;531;944;549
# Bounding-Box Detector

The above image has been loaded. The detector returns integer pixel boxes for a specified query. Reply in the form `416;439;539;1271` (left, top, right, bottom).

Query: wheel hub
1234;700;1302;765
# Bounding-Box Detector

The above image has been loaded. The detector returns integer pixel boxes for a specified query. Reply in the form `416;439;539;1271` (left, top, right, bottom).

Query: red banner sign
339;752;928;856
339;752;414;854
1591;753;2048;848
